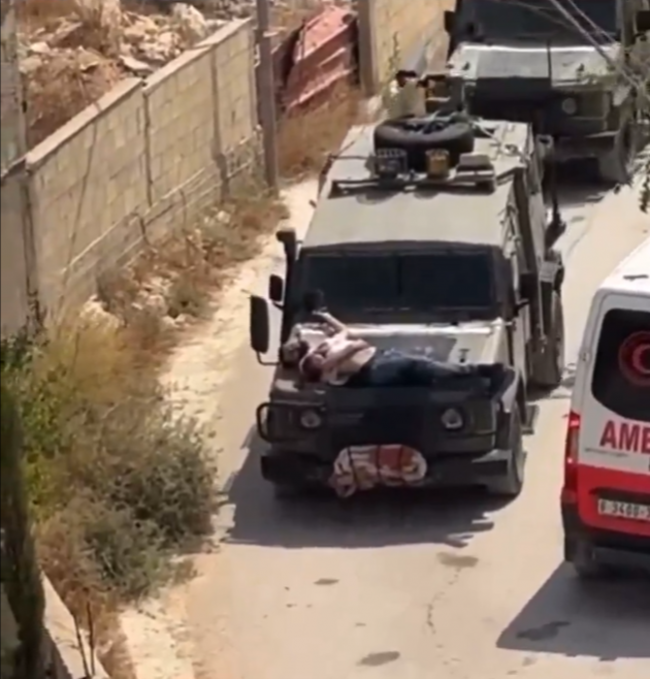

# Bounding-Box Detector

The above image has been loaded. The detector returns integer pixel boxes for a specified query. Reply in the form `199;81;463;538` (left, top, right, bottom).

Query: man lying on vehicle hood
282;311;500;389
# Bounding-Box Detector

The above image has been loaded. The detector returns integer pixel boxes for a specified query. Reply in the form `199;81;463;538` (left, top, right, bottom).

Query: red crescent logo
618;331;650;387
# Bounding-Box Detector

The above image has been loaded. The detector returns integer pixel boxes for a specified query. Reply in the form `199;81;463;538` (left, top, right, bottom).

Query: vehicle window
400;253;495;311
591;308;650;423
298;250;496;320
301;255;398;314
457;0;617;44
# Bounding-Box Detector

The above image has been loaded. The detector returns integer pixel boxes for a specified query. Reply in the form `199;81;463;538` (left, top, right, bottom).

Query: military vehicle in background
248;109;566;500
439;0;650;184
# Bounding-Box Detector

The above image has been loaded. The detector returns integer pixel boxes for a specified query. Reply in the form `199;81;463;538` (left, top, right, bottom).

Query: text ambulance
561;237;650;578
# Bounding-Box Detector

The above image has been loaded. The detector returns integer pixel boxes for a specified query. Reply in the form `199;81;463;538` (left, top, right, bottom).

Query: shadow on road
497;563;650;660
552;161;609;210
224;428;507;550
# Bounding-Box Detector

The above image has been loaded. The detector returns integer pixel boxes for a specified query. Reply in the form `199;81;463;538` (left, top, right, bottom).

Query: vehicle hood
339;320;505;363
449;42;621;87
271;320;507;398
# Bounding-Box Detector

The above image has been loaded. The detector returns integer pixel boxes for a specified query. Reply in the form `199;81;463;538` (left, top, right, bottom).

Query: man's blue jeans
347;349;482;388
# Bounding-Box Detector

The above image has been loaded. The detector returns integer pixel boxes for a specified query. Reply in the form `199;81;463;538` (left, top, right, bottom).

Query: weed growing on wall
0;321;216;614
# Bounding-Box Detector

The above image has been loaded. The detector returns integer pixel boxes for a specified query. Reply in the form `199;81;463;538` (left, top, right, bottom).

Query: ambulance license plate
597;499;650;522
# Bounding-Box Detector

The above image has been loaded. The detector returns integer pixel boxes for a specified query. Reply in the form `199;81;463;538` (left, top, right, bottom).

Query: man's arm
313;311;348;334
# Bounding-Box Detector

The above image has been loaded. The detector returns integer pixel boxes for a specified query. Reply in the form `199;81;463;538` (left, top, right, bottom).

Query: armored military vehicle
441;0;650;184
248;113;566;500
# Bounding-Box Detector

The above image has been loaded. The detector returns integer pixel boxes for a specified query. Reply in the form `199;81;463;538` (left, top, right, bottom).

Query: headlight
300;409;323;429
441;407;464;431
561;97;578;115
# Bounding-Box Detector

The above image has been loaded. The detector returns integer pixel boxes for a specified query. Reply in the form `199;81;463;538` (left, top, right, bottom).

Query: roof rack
330;148;515;196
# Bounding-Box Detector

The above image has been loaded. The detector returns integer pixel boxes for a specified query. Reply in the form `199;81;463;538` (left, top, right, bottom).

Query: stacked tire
373;114;475;171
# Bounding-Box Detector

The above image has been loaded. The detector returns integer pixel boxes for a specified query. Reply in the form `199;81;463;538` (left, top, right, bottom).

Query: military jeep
249;114;566;500
441;0;650;184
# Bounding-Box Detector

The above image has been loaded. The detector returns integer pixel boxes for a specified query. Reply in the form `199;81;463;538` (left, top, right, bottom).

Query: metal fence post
356;0;379;96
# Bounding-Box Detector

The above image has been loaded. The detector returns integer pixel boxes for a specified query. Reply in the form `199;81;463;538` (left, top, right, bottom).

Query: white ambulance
561;237;650;578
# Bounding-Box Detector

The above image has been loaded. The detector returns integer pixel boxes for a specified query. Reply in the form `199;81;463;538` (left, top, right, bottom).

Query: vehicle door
576;292;650;536
505;224;529;384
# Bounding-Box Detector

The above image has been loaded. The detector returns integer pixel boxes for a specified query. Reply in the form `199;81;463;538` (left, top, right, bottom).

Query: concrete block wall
27;79;148;313
357;0;453;95
1;167;33;337
22;19;259;319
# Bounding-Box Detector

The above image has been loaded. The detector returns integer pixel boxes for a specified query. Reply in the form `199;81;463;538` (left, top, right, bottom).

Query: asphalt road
186;176;650;679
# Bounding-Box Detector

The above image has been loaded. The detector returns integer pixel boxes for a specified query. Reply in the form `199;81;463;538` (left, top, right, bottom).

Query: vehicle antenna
543;37;566;242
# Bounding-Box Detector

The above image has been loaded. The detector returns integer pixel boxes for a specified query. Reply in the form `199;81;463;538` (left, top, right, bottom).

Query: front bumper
261;447;510;490
562;503;650;573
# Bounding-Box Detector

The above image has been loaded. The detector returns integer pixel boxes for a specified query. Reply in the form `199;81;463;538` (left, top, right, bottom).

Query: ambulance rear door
575;290;650;537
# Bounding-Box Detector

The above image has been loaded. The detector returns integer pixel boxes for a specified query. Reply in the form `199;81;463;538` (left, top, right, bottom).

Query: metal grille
328;405;426;451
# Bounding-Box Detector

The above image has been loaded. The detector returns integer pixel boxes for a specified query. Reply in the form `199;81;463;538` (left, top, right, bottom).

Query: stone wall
1;0;34;338
11;18;259;323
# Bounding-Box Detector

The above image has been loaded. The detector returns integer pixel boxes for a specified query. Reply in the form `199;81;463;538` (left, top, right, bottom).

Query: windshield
456;0;618;44
296;251;497;322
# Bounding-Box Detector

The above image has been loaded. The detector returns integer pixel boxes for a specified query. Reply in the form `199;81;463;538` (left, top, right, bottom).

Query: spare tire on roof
373;114;475;172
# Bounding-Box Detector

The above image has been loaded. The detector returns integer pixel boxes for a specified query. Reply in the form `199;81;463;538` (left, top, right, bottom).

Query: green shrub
1;381;46;679
37;497;167;602
1;319;216;609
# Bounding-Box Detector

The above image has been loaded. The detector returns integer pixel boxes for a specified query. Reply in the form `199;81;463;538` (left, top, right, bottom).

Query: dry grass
278;81;366;179
95;180;288;351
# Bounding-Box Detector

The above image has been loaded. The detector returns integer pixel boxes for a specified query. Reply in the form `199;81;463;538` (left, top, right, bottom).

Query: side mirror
443;10;455;34
268;274;284;303
249;295;270;354
636;10;650;32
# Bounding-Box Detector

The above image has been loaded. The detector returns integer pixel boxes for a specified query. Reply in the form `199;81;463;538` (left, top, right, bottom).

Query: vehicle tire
568;539;607;580
373;115;475;171
487;405;525;498
596;117;636;186
533;291;565;390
